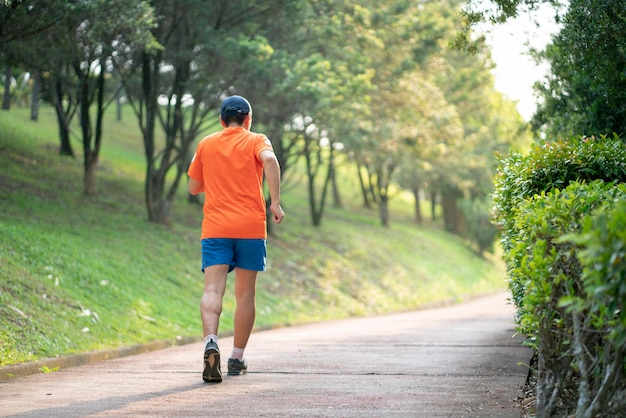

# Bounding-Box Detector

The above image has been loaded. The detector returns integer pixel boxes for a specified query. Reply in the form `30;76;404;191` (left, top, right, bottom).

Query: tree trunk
441;193;457;232
2;66;11;110
356;160;371;208
441;190;466;234
376;169;391;227
368;171;378;204
314;155;333;226
52;78;74;156
82;62;106;196
77;65;92;194
379;193;390;227
303;133;333;227
72;55;105;195
412;185;422;224
30;69;40;121
138;48;195;225
55;108;74;156
116;87;123;121
83;152;98;195
329;147;342;208
150;199;170;224
56;116;73;156
140;50;160;223
430;190;437;220
303;137;318;226
146;166;167;223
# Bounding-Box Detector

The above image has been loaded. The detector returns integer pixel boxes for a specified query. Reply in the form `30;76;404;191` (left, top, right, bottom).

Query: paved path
0;292;531;417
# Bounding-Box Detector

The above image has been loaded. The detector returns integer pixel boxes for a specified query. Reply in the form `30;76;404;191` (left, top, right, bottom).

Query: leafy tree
429;20;530;235
0;0;67;44
394;74;463;224
454;0;562;53
211;1;311;231
1;2;73;151
460;0;625;139
67;0;156;195
44;65;79;157
1;0;157;192
254;0;377;227
2;0;529;235
118;0;221;223
117;0;307;224
532;0;626;137
345;0;458;227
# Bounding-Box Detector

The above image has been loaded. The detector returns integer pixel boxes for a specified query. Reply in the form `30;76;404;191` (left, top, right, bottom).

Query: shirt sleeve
255;134;274;161
187;145;203;181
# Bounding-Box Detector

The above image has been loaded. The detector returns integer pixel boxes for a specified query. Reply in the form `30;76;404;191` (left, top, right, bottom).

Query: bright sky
483;4;562;120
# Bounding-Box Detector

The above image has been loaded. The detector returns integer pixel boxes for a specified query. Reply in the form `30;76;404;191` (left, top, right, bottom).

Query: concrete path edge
0;291;510;382
0;336;201;381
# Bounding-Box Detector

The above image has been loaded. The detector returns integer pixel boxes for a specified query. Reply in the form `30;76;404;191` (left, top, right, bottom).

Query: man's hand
270;203;285;224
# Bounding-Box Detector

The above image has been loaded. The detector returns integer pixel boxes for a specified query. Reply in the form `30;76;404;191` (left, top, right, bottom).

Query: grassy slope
0;106;506;368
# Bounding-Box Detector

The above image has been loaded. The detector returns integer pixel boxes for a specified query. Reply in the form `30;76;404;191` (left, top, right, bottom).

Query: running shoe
227;358;248;376
202;340;222;383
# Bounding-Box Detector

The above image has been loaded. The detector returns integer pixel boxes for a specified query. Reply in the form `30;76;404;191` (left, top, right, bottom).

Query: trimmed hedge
493;135;626;308
492;135;626;417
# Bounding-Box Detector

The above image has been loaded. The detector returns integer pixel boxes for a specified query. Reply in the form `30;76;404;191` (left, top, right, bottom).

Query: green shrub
509;181;626;416
569;202;626;349
510;182;611;344
492;134;626;308
492;134;626;416
560;201;626;417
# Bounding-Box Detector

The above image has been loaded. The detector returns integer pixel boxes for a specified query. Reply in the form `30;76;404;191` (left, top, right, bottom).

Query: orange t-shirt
187;127;274;239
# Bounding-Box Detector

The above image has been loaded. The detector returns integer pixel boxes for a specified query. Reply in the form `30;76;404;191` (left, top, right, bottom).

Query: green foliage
533;0;626;137
562;199;626;350
508;181;619;343
508;181;626;415
493;134;626;313
568;202;626;348
493;134;626;250
459;0;625;138
455;0;559;52
459;196;498;254
492;135;626;415
5;0;525;236
0;106;507;369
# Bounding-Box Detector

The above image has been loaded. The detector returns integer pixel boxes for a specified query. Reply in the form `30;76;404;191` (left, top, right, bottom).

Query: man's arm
260;149;285;224
188;177;204;195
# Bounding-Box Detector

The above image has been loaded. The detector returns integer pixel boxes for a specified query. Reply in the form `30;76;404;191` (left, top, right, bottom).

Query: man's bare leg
200;264;229;337
233;267;258;350
201;264;229;382
228;268;257;375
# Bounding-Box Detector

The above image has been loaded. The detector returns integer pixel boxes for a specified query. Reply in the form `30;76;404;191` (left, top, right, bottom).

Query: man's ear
220;117;228;128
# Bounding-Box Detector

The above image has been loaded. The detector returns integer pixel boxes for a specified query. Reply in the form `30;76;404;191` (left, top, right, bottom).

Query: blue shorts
201;238;266;273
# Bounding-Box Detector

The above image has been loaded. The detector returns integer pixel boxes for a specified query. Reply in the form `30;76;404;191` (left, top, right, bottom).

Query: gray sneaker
203;340;222;383
227;358;248;376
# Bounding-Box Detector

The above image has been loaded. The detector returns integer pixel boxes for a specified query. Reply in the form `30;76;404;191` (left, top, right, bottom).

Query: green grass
0;106;506;368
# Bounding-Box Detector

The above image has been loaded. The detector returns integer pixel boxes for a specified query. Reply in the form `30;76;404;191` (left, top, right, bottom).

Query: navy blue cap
220;95;251;120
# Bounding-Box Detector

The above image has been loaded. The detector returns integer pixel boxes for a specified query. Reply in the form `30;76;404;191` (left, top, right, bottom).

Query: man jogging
187;95;285;383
